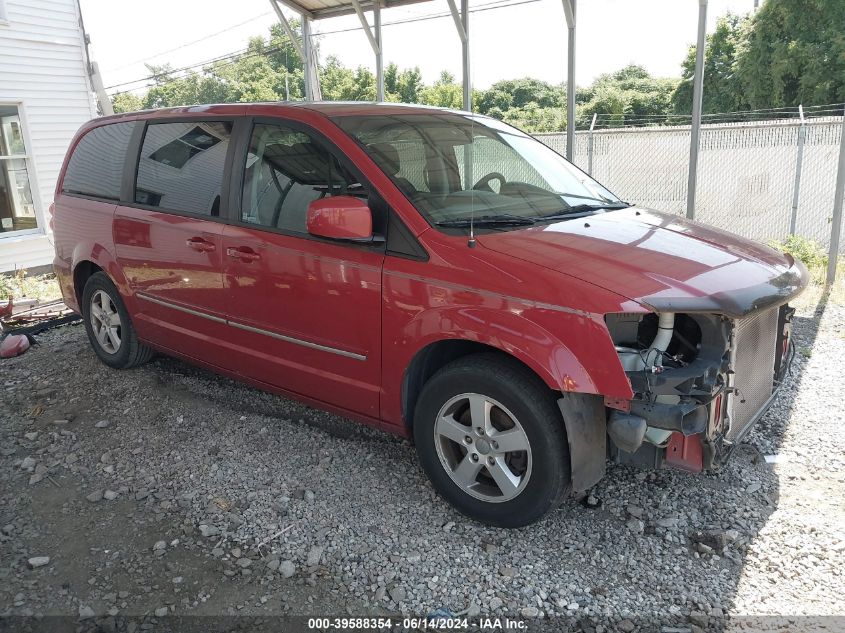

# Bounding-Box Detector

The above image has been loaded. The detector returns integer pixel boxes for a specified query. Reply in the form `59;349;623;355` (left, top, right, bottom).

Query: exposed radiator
727;306;780;440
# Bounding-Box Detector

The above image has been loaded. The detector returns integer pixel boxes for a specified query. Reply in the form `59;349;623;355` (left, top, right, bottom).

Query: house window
0;105;38;235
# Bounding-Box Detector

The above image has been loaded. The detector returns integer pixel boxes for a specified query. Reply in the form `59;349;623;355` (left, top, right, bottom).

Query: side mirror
306;196;373;241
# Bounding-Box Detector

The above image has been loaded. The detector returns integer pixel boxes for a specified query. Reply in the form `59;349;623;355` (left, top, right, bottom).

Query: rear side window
135;121;232;216
62;122;134;200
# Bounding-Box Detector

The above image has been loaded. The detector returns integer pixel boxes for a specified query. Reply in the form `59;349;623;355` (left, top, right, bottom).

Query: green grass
768;235;845;306
0;270;61;302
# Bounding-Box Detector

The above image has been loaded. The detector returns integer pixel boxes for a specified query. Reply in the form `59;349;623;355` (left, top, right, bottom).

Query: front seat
367;143;417;194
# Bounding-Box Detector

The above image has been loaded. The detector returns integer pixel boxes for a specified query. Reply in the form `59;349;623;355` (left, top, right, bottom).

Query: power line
102;11;273;73
106;45;257;90
106;0;543;94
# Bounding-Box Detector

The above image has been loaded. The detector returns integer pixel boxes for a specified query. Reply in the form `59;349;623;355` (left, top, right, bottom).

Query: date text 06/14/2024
307;617;528;630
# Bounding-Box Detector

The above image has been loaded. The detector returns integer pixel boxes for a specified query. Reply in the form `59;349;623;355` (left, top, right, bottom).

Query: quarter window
240;123;364;234
135;121;232;216
0;105;37;235
62;122;134;201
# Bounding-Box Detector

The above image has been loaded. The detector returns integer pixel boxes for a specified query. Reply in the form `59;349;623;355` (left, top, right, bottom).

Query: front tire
81;272;153;369
413;354;570;527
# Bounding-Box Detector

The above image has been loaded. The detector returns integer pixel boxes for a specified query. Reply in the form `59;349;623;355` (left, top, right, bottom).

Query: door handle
226;246;261;262
186;237;215;253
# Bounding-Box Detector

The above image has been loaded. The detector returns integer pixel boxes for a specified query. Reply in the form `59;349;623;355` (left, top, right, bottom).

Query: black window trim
60;120;140;205
62;113;427;261
229;115;389;253
122;116;240;223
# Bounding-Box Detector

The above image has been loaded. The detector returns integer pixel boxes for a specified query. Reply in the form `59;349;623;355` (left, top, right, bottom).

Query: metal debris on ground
0;298;79;358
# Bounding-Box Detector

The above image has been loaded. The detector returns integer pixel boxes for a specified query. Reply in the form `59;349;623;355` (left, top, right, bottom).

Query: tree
672;14;750;114
384;62;399;95
578;65;678;126
737;0;845;108
477;77;563;115
321;57;376;101
112;92;143;113
396;67;424;104
419;71;463;108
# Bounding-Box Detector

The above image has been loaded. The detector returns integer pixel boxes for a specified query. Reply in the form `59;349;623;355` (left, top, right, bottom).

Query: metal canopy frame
267;0;713;213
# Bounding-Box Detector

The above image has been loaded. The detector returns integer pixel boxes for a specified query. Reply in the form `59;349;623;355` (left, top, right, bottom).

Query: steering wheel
472;171;507;193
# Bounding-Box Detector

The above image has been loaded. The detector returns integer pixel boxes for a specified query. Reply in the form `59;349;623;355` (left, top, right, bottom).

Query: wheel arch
402;339;560;436
72;260;104;309
70;243;131;310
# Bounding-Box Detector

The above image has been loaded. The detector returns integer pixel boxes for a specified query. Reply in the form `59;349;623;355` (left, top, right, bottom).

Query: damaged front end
604;305;795;473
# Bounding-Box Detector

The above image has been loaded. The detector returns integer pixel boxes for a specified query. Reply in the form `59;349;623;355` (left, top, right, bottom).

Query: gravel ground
1;296;844;632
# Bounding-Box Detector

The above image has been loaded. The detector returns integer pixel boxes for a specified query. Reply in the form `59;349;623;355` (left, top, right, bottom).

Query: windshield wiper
566;202;632;212
537;202;632;221
435;214;537;228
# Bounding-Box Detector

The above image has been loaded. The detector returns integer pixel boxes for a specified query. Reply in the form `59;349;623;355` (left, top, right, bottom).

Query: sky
80;0;759;97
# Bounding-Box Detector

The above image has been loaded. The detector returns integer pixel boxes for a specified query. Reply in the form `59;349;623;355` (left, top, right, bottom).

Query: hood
478;207;809;318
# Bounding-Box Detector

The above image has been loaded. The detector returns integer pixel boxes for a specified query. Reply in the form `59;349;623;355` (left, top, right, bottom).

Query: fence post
789;104;806;235
685;0;708;220
827;108;845;287
587;112;597;175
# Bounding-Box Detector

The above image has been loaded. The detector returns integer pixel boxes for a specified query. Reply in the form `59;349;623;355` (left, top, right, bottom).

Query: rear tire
81;272;153;369
413;353;570;527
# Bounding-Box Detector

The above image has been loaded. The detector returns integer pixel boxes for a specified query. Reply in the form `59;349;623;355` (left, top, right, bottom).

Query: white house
0;0;98;272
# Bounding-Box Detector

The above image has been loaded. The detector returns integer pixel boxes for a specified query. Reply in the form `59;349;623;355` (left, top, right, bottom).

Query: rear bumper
52;255;79;313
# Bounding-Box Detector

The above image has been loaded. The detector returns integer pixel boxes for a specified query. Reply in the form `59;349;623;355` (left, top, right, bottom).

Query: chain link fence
536;115;845;251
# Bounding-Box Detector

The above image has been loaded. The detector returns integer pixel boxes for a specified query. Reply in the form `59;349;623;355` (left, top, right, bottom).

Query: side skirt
139;338;406;437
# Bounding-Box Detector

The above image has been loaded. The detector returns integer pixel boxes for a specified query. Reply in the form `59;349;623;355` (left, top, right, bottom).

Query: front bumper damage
608;304;796;473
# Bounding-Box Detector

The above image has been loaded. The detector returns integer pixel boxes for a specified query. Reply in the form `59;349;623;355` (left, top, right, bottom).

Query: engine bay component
607;410;647;453
606;304;795;474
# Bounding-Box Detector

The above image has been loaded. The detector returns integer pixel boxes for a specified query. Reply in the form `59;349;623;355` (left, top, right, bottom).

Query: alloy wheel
89;289;122;354
434;393;532;503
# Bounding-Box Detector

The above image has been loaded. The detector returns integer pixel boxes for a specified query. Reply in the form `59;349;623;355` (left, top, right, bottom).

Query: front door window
241;123;365;234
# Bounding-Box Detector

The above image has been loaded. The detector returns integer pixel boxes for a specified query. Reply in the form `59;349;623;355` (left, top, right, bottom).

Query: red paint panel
221;224;383;418
306;196;373;241
665;432;704;473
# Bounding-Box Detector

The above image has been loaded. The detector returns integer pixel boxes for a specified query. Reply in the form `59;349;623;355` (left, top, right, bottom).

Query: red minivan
52;103;807;527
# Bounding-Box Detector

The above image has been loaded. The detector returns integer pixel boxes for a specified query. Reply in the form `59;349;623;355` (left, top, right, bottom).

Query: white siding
0;0;97;271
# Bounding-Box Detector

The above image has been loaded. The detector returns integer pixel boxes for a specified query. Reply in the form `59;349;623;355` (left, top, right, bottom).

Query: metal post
351;0;383;102
686;0;708;219
790;104;806;235
587;112;597;175
90;62;113;116
562;0;576;161
827;108;845;287
374;1;383;101
446;0;471;112
302;16;318;101
461;0;470;112
270;0;304;58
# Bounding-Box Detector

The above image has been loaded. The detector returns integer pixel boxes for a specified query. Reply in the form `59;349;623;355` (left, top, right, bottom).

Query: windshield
334;112;624;229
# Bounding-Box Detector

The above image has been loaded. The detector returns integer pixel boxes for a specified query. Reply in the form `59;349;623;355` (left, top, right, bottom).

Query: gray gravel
1;297;844;631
